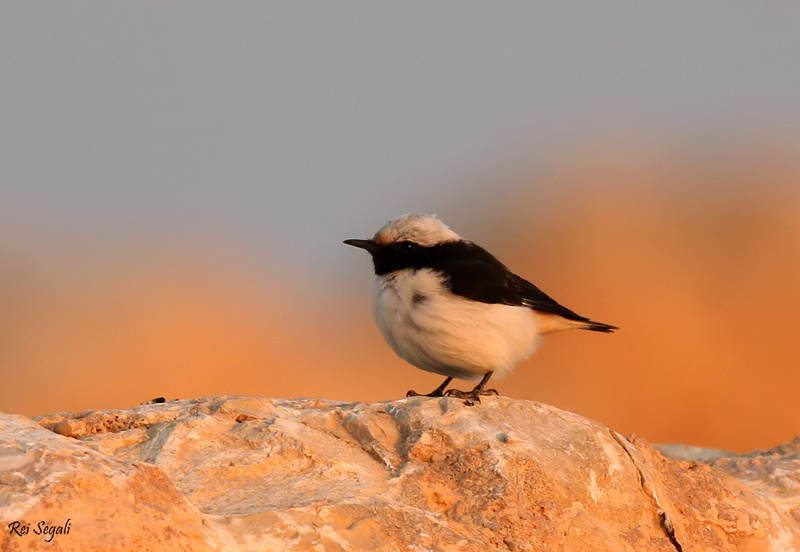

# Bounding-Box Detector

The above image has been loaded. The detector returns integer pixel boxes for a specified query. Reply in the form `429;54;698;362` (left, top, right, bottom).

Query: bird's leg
444;371;499;404
406;377;453;398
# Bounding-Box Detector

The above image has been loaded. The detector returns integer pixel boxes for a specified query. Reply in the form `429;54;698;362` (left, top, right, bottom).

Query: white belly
372;269;540;380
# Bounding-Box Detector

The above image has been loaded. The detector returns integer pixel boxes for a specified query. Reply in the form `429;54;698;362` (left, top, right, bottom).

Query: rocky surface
707;436;800;527
1;395;799;551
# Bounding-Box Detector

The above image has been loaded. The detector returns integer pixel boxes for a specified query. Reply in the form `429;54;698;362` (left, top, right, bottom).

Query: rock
654;443;739;462
657;437;800;526
707;436;800;525
0;413;216;551
2;396;799;551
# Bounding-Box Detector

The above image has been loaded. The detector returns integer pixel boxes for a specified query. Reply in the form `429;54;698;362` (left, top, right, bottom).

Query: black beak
343;238;379;254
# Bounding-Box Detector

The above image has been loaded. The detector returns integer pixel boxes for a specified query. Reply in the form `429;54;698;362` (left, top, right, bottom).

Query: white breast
372;269;540;380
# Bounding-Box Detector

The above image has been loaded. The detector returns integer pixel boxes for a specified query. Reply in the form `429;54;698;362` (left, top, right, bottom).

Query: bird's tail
537;313;618;334
580;320;618;333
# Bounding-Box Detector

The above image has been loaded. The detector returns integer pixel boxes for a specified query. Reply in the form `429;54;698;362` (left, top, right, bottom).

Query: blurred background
2;4;799;453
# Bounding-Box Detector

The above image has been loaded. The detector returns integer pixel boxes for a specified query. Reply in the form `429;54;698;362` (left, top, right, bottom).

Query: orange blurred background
3;138;799;454
4;4;800;456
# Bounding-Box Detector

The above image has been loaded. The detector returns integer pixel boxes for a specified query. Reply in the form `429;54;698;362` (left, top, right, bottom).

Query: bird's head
344;214;462;275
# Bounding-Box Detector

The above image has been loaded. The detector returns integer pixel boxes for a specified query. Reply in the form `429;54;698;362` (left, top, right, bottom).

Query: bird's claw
405;389;444;398
443;387;499;405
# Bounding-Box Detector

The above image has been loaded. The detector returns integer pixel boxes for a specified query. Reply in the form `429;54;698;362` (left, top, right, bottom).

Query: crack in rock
611;430;684;552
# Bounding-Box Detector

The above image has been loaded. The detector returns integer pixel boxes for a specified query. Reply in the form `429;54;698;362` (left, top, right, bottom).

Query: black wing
432;242;589;323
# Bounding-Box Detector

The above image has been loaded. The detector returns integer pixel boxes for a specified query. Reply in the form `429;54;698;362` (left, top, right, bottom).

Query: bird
344;214;617;403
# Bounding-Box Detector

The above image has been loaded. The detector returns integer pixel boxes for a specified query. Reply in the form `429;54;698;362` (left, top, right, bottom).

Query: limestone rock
708;436;800;525
658;437;800;526
1;395;798;551
0;413;216;551
654;443;739;462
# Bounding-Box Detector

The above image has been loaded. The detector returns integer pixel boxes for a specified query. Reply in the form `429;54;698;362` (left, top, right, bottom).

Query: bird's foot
406;376;453;398
405;389;445;398
443;387;499;406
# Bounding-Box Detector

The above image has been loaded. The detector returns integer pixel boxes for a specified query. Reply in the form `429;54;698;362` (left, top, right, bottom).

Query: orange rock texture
2;395;798;551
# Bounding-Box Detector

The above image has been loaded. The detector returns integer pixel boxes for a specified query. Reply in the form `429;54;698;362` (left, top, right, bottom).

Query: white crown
373;214;461;247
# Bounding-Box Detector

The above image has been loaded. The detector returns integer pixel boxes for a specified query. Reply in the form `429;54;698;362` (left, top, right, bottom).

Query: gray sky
2;3;800;279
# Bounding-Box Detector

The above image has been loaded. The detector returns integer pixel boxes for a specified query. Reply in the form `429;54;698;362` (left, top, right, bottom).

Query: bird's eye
398;241;416;252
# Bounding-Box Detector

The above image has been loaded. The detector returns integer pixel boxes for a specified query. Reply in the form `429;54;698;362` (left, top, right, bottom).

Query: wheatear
345;214;616;402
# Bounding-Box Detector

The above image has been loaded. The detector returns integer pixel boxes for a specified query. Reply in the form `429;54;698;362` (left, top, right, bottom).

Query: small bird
344;214;617;402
